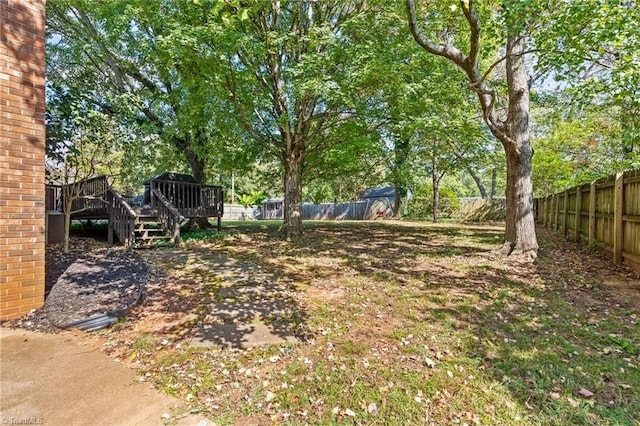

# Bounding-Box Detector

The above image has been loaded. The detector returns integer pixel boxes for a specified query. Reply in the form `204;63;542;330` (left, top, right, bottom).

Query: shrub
405;186;460;220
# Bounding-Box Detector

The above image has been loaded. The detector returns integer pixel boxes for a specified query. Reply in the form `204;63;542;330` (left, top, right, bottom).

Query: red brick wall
0;0;46;320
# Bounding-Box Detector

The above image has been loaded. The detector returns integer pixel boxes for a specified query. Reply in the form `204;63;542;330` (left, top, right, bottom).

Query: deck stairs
134;211;175;248
48;174;224;249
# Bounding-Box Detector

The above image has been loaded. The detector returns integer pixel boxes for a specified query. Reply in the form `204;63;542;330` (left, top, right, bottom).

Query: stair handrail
107;188;137;248
151;187;185;245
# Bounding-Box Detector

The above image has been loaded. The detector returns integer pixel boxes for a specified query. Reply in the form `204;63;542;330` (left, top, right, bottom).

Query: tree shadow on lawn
224;221;640;424
233;220;505;284
418;230;640;424
119;220;499;352
130;246;307;347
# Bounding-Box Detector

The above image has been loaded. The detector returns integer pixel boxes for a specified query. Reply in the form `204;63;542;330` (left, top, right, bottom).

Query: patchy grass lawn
91;220;640;425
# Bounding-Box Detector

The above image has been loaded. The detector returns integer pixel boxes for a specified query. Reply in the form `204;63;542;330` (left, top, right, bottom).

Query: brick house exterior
0;0;46;320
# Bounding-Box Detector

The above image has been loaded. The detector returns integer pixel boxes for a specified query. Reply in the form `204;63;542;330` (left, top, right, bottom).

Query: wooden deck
46;174;224;247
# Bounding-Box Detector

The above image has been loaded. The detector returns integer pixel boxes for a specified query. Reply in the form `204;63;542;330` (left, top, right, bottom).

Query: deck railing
67;175;112;219
151;187;184;245
106;188;136;248
45;184;62;211
46;175;112;219
149;179;223;218
46;174;225;246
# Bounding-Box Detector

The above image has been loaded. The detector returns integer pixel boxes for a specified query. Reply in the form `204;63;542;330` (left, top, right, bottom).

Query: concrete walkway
0;328;207;426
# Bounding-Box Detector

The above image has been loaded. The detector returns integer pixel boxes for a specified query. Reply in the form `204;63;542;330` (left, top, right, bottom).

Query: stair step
135;226;164;232
138;235;173;241
136;217;161;225
134;207;159;216
134;242;174;249
136;223;162;229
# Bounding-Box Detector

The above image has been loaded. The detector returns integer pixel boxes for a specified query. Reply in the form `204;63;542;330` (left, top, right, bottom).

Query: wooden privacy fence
458;198;506;221
534;168;640;273
259;200;392;220
302;200;390;220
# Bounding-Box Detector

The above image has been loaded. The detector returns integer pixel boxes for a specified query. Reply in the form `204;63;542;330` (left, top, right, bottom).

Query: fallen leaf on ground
567;397;580;408
485;351;498;360
577;388;594;398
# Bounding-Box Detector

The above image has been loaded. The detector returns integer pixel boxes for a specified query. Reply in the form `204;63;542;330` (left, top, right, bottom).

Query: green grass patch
112;222;640;425
180;229;235;242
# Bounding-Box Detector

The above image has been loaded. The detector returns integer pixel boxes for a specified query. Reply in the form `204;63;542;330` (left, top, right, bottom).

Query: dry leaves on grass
12;222;640;425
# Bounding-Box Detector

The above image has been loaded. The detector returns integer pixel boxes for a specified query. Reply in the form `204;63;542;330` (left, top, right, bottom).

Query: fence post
546;196;550;226
574;185;582;241
553;194;560;231
150;180;156;207
563;190;569;237
589;181;596;246
613;173;624;264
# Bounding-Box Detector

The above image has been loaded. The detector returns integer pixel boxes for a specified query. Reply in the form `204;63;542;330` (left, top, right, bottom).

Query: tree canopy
46;0;640;245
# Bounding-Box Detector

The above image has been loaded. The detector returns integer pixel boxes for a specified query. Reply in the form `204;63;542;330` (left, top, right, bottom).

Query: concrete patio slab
0;328;207;426
189;322;296;349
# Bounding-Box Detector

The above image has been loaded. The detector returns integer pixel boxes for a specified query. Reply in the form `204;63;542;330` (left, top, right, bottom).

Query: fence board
302;200;388;220
574;186;582;241
535;168;640;273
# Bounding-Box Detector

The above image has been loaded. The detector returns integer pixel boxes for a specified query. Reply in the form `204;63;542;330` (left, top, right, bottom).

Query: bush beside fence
534;168;640;273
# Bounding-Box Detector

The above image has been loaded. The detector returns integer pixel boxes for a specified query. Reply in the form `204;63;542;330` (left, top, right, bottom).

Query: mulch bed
45;248;147;327
3;238;148;333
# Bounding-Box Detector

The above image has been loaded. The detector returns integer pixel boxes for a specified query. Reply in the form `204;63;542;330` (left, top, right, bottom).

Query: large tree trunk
283;144;304;240
501;142;536;256
185;150;206;184
405;0;538;258
432;158;440;223
496;34;538;257
393;180;401;217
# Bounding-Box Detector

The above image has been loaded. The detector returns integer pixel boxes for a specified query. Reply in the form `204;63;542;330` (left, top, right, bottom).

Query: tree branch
405;0;467;67
462;0;480;70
